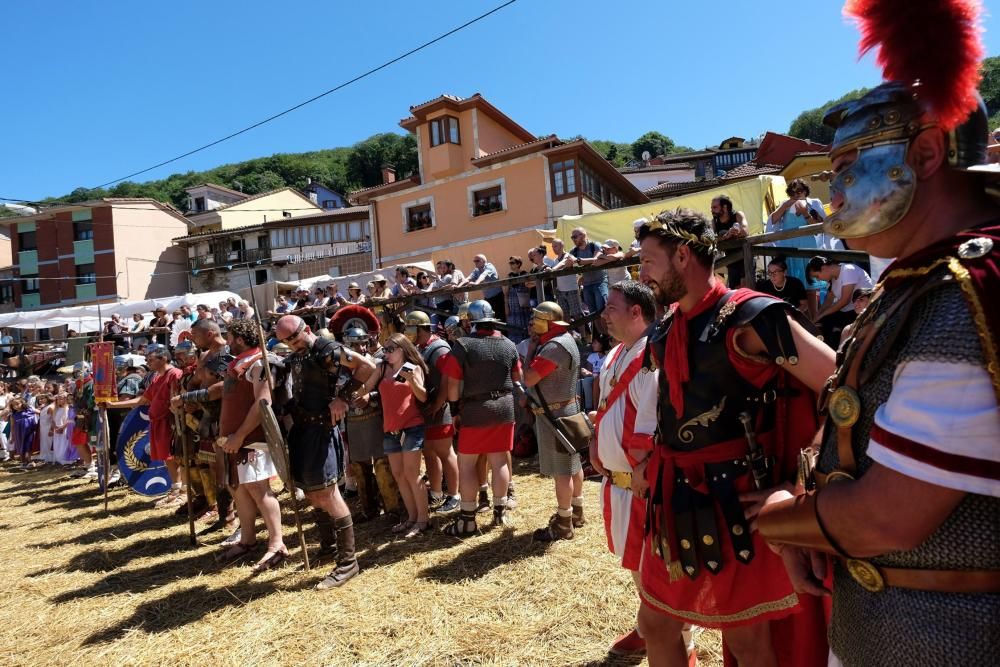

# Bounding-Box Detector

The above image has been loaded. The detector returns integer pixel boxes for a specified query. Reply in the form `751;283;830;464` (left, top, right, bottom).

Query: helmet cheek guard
825;141;917;240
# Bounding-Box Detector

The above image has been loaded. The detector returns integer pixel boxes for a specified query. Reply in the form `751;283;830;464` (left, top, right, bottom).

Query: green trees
45;132;420;210
788;88;871;144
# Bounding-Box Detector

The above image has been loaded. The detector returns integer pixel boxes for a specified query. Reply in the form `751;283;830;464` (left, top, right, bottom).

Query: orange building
349;94;648;272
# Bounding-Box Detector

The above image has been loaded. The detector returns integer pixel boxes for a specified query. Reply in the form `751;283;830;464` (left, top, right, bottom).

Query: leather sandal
391;519;414;534
215;542;258;565
403;521;429;539
442;512;478;538
252;548;289;573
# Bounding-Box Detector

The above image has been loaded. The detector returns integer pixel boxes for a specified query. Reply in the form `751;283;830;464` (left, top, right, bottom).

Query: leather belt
530;398;574;415
839;557;1000;594
346;409;380;422
609;470;632;490
465;389;512;402
292;411;332;427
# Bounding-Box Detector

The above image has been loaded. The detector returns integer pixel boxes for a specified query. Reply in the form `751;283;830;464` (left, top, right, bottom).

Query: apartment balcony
190;242;370;272
189;246;273;271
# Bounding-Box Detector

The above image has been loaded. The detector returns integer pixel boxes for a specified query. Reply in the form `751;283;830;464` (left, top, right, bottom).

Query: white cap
632;217;649;230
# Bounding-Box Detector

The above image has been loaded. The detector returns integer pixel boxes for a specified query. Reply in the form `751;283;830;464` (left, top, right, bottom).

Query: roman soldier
440;300;520;535
521;301;587;541
635;209;833;666
328;304;404;525
274;314;375;590
758;2;1000;665
172;340;210;520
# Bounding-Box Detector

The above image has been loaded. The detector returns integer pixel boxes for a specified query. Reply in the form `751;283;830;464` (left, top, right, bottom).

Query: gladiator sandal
315;515;359;590
311;509;338;563
492;504;513;529
506;483;518;510
533;512;574;542
476;486;491;514
443;510;479;538
572;504;586;528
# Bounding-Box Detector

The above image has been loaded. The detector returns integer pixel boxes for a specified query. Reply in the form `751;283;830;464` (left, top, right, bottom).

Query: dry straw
0;461;721;666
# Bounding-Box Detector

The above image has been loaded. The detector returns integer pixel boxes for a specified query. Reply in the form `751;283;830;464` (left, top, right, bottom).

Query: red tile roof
186;187;318;218
470;135;562;166
719;162;783;180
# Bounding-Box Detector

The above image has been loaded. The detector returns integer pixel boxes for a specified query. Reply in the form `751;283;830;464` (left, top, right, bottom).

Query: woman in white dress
36;394;55;464
52;393;76;465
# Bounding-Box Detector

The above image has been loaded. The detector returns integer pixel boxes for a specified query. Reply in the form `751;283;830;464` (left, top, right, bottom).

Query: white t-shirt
832;263;874;312
587;351;606;375
553;253;579;292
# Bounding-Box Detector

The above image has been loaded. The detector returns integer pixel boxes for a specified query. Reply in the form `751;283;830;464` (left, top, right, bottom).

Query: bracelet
814;492;853;559
181;389;209;404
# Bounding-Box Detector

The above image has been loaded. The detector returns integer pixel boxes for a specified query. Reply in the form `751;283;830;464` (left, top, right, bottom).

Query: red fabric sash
665;280;728;418
594;351;645;431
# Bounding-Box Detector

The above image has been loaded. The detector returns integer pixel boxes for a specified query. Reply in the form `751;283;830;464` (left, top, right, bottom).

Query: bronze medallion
846;558;885;593
829;386;861;428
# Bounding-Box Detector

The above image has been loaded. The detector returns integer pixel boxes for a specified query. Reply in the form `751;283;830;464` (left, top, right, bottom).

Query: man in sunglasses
274;314;375;590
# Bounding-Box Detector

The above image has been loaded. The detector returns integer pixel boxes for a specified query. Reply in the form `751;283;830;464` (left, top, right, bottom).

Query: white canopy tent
0;291;241;331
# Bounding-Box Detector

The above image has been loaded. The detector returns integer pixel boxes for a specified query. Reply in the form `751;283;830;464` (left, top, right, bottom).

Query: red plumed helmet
327;304;380;339
845;0;985;131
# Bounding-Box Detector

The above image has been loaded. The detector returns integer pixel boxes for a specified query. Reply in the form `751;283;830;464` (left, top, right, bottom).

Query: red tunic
441;330;520;454
145;366;182;462
640;288;828;666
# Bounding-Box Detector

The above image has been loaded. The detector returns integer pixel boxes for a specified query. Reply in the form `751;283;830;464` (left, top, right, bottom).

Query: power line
88;0;519;189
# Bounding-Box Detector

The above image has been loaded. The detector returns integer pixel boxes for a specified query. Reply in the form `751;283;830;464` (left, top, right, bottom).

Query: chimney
381;164;397;184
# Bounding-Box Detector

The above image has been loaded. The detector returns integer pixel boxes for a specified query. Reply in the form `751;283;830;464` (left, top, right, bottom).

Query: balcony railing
189;246;273;270
190;242;371;271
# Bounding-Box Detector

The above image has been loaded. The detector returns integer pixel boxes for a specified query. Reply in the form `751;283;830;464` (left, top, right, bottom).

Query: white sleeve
629;367;659;438
868;360;1000;497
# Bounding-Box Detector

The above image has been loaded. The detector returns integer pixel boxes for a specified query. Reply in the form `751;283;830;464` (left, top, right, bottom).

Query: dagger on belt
739;411;772;490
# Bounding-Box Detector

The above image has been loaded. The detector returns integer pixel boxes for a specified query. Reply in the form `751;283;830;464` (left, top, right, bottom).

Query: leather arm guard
757;492;853;557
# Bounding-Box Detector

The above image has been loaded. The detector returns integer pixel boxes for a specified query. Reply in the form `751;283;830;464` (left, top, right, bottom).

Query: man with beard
635;208;833;666
758;2;1000;665
274;314;375;589
173;320;236;536
214;319;287;572
710;195;748;288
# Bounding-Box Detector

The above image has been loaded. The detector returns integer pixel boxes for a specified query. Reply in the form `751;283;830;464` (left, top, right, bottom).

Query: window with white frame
406;204;433;232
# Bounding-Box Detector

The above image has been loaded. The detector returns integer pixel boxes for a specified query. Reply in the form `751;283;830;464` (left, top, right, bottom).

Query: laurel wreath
123;430;149;472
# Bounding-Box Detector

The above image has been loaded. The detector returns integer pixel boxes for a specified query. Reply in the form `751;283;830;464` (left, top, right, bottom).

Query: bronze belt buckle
846;558;885;592
610;470;632;490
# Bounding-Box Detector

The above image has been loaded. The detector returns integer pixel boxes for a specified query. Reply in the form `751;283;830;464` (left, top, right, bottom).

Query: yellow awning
555;175;789;243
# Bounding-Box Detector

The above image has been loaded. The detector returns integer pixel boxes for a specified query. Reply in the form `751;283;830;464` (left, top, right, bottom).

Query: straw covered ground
0;458;721;666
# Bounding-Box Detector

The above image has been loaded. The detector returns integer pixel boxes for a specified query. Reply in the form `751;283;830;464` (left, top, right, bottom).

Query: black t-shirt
755;276;808;308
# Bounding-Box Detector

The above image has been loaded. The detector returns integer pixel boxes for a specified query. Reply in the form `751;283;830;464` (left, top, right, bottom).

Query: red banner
88;342;117;404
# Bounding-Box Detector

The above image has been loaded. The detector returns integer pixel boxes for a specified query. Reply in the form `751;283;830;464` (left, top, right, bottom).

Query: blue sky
3;0;999;202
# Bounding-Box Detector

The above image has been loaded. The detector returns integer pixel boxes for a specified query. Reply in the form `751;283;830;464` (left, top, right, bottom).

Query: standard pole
173;409;197;546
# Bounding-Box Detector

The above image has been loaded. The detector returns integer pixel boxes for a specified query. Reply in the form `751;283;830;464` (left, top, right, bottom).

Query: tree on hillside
241;170;286;195
631;131;681;161
587;139;633;167
346;133;418;189
788;88;871;144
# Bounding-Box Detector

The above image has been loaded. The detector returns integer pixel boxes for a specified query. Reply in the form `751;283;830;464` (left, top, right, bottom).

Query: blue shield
116;406;172;496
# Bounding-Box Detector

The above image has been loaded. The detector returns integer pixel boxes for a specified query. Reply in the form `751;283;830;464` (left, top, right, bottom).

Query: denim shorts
383;425;425;455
